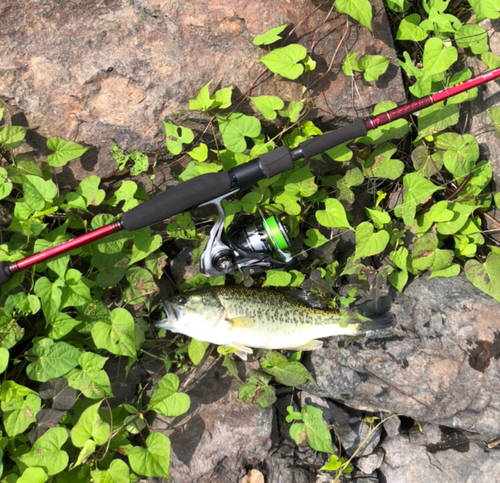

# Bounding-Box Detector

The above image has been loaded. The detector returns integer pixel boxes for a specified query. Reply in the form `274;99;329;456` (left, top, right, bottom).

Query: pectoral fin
290;339;323;351
226;341;254;361
228;317;255;329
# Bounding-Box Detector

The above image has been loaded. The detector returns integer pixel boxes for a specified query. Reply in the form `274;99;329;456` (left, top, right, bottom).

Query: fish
156;286;395;360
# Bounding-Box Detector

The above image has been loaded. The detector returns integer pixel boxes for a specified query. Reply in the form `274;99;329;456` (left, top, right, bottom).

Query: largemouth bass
156;286;394;359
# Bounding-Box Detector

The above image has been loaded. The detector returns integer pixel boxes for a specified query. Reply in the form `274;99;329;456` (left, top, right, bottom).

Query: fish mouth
155;302;182;330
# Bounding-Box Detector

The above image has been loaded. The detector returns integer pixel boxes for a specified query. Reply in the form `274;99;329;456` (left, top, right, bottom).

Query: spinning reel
200;191;293;277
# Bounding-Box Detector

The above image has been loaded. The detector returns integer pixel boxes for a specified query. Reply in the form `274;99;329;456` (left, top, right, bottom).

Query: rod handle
0;262;12;287
295;119;368;159
121;171;233;231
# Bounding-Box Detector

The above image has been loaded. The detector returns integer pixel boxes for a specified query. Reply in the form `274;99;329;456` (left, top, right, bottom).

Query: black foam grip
0;262;12;287
121;171;232;231
258;145;295;178
298;119;367;159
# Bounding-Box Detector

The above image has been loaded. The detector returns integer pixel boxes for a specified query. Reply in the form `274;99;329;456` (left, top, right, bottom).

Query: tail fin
351;296;395;333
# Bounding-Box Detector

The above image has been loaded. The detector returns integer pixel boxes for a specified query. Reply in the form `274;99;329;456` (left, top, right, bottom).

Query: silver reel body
200;191;292;277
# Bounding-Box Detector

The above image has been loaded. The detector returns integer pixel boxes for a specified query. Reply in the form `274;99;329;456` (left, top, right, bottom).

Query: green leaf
364;143;404;180
355;222;390;259
465;253;500;302
61;268;92;308
305;229;329;248
250;96;285;120
0;309;25;350
129;151;149;177
178;159;222;182
316;198;352;230
22;175;58;211
284;165;318;197
91;459;134;483
279;100;304;122
388;269;409;292
468;0;500;21
481;52;500;70
187;143;208;162
336;0;373;31
320;454;352;473
436;202;474;235
1;384;41;437
66;352;113;399
147;373;190;417
26;338;80;382
123;267;158;306
130;229;163;265
274;191;301;216
73;439;96;468
358;54;390;82
0;167;13;200
91;308;136;358
17;467;49;483
162;122;194;155
0;347;8;374
263;270;292;287
46;137;90;167
396;14;428;41
289;405;334;453
428;263;461;279
342;52;360;76
188;80;213;111
259;44;307;80
188;339;210;366
129;432;171;478
253;24;289;45
417;102;460;140
0;125;29;150
218;113;261;153
366;207;391;228
411;145;443;178
20;427;69;475
489;107;500;138
261;352;314;387
442;134;479;181
403;173;443;210
71;402;111;447
422;37;457;77
455;24;489;54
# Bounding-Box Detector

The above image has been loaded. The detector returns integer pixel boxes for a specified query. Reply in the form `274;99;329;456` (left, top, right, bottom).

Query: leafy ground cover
0;0;500;480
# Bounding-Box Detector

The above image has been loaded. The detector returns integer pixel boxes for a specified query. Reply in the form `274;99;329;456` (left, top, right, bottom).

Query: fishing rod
1;67;500;286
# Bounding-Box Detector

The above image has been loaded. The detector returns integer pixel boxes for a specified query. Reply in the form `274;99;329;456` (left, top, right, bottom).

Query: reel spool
200;192;293;277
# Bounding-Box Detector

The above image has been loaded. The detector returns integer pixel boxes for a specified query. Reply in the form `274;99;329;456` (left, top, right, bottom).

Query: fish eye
177;295;187;305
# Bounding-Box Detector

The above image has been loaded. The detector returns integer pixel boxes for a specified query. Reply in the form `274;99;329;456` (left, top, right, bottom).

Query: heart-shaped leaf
91;308;136;358
26;338;80;382
316;198;353;230
128;432;171;478
253;24;289;46
20;427;69;475
71;402;110;447
218;113;261;153
47;137;90;167
260;44;307;80
162;122;194;155
147;373;190;417
465;253;500;302
250;96;285;120
355;222;390;259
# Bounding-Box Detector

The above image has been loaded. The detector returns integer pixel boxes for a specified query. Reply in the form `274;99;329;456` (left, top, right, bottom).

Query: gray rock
0;0;405;187
307;274;500;437
265;441;317;483
380;424;500;483
150;360;273;482
355;447;384;475
382;414;401;438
